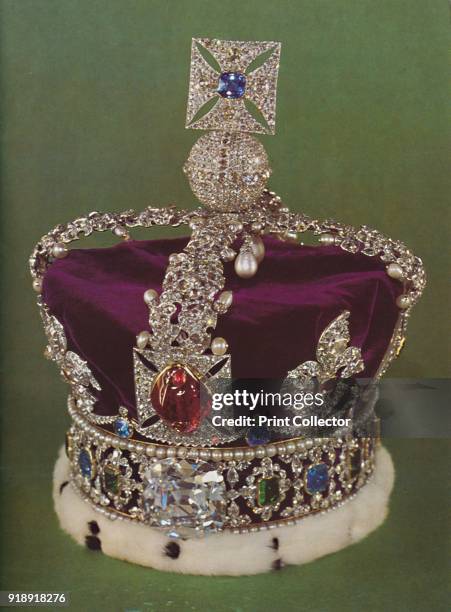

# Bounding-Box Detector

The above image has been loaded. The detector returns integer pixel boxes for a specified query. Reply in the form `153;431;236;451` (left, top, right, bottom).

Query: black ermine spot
272;558;284;571
88;521;100;535
165;541;181;559
271;537;279;550
85;535;102;551
59;481;69;494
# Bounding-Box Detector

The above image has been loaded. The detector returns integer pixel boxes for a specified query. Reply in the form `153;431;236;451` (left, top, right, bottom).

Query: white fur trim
53;446;394;575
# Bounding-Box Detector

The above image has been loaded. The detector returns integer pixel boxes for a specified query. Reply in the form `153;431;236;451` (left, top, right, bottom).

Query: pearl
211;450;222;462
176;447;187;458
234;251;258;278
155;447;167;459
146;445;156;457
233;449;244;461
387;263;404;280
319;233;335;246
199;449;211;460
166;447;176;457
250;236;265;263
255;446;266;459
266;444;276;457
221;247;237;262
143;288;158;304
52;243;68;259
222;450;233;461
217;290;233;310
396;294;411;309
286;442;296;454
136;330;150;349
113;226;129;239
211;337;228;356
32;278;43;293
245;448;255;460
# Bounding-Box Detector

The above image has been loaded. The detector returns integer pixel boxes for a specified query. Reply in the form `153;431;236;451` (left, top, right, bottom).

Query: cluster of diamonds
67;421;375;535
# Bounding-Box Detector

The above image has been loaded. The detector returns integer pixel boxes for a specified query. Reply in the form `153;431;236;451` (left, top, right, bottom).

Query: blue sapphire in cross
217;72;246;99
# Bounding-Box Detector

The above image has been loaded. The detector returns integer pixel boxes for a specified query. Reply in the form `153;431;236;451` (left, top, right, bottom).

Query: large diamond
142;458;226;536
150;364;211;433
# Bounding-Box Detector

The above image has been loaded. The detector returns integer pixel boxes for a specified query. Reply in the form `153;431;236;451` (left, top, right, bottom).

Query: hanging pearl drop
250;236;265;263
235;251;258;278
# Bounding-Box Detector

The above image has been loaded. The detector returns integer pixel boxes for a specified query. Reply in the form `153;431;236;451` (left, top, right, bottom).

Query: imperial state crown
30;38;425;575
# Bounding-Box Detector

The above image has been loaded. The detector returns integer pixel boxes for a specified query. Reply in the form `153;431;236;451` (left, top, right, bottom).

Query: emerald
104;465;120;495
257;476;280;507
349;448;362;480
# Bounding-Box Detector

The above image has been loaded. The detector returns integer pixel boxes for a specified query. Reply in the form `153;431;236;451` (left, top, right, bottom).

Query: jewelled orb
143;458;226;536
217;72;246;99
150;363;211;433
184;131;271;211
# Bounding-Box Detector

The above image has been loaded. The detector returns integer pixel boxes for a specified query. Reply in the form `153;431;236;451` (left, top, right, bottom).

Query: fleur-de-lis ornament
288;311;364;386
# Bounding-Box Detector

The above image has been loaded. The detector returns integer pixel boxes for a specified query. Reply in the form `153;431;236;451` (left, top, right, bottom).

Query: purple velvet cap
42;236;401;417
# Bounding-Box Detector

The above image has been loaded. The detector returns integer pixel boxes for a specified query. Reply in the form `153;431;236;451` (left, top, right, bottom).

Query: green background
0;1;449;611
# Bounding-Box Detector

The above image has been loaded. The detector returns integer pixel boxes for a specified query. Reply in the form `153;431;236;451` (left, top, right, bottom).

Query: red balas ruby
150;364;211;433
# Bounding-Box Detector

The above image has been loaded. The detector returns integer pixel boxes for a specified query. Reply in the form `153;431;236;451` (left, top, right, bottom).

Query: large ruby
150;364;211;433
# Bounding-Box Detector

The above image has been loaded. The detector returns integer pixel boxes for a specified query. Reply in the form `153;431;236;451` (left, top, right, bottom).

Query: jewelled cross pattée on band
186;38;281;134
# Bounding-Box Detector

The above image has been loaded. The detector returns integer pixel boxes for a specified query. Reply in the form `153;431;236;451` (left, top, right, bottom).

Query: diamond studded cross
186;38;281;134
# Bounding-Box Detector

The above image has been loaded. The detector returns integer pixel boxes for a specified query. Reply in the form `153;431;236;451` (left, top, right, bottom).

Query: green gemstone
350;448;362;480
104;465;120;495
258;476;280;507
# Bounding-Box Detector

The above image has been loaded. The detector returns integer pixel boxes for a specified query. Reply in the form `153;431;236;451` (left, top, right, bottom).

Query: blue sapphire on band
78;448;93;478
114;417;131;438
246;425;271;447
305;463;329;494
217;72;246;99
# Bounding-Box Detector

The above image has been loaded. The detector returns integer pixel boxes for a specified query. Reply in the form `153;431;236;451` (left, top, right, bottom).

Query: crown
30;38;425;574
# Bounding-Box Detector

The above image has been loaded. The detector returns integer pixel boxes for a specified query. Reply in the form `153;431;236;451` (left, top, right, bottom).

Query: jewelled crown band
30;38;425;538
